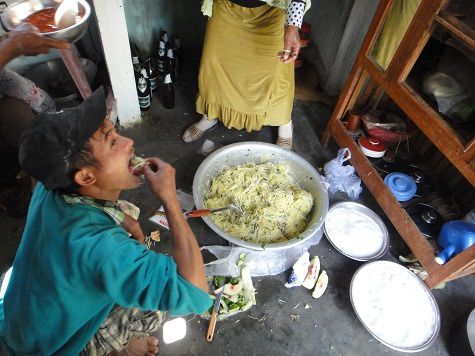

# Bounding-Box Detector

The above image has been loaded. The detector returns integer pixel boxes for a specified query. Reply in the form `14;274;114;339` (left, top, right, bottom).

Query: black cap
19;87;107;191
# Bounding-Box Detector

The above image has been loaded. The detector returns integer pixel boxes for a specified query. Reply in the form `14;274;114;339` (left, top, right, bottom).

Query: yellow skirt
196;0;294;132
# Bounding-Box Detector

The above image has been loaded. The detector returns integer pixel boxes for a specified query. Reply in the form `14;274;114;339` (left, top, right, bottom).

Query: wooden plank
386;0;446;82
357;76;378;109
324;0;475;288
425;245;475;288
362;57;475;186
445;262;475;283
331;119;440;273
435;10;475;50
430;151;445;171
462;137;475;163
322;0;395;146
322;67;365;146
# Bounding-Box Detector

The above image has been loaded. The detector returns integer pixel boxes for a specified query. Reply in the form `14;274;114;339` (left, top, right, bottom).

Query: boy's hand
143;157;178;206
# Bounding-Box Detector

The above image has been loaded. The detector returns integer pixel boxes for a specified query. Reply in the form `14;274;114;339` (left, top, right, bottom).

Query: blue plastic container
384;172;417;202
435;221;475;265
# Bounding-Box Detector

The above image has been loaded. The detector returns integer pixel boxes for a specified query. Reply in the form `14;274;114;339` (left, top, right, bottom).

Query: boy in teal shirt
0;88;211;355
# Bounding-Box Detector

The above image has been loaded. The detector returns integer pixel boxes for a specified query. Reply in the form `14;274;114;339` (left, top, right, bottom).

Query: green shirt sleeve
98;235;212;316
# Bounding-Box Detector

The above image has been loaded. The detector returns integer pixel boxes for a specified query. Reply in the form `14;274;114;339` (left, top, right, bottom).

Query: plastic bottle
159;73;175;109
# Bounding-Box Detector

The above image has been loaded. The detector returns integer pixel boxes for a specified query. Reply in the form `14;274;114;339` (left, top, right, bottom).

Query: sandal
182;121;218;143
275;136;293;150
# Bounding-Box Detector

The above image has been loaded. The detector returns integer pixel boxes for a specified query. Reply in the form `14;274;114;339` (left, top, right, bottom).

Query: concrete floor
1;56;474;355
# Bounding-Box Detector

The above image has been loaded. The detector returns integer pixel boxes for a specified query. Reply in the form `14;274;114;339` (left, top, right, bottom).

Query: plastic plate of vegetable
203;254;256;320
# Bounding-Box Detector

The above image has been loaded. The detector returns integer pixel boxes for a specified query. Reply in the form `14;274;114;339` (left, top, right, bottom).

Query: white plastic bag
201;229;323;277
423;72;467;116
322;148;362;200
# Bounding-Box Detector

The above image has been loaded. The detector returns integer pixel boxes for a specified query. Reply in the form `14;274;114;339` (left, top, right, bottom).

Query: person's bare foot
117;336;159;356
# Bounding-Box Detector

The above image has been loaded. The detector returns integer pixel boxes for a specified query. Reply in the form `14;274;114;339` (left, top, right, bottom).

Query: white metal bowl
1;0;91;43
350;261;441;352
324;201;389;261
192;142;329;250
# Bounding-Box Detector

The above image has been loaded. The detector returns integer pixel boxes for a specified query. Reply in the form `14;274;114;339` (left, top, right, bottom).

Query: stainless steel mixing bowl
1;0;91;43
23;57;97;102
192;142;329;250
350;261;440;352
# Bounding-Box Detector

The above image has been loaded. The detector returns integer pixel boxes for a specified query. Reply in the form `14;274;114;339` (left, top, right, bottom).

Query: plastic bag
201;229;323;277
322;148;362;200
423;72;467;116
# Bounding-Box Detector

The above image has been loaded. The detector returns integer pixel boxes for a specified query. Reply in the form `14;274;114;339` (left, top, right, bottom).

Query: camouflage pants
80;305;164;356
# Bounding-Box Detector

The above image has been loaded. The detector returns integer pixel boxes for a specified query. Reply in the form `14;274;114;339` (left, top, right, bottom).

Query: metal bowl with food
350;261;440;352
324;201;389;261
1;0;91;43
192;142;329;251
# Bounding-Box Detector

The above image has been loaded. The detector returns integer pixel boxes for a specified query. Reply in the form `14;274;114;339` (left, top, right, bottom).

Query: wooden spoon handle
207;312;218;342
187;209;211;218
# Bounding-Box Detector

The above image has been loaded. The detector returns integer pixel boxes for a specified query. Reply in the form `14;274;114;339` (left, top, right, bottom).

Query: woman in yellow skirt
182;0;311;149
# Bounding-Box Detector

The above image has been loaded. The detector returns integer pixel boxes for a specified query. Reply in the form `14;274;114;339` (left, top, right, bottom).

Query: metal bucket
23;57;97;102
192;142;329;250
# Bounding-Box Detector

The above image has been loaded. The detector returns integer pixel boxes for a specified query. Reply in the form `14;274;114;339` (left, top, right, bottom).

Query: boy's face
86;119;142;191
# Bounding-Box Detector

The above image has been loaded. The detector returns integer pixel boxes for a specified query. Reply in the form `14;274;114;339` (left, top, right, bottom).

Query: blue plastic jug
435;221;475;265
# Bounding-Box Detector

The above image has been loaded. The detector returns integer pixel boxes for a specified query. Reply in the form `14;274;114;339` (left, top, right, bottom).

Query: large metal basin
1;0;91;43
192;142;329;250
23;57;97;102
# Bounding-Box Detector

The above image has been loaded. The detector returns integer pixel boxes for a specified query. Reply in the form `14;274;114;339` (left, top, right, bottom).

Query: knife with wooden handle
207;287;224;342
187;207;231;218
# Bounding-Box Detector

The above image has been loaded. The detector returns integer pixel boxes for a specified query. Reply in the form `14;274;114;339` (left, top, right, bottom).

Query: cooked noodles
204;162;314;244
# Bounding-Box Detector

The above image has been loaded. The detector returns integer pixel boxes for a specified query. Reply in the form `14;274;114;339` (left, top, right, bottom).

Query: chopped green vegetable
220;299;228;312
229;303;240;312
214;276;226;288
230;277;240;285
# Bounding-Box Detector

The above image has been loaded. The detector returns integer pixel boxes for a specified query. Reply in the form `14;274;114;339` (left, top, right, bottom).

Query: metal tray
350;260;441;352
323;201;389;261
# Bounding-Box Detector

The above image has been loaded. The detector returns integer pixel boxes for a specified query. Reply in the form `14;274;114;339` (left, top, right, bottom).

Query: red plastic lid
358;137;386;152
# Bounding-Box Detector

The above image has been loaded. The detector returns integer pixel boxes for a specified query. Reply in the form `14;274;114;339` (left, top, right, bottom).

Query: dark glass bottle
160;30;169;48
160;73;175;109
156;40;167;75
172;36;182;71
145;57;158;92
130;41;141;79
137;74;151;111
166;48;177;81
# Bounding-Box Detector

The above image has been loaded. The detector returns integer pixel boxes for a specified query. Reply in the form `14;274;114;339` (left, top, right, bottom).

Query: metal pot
192;142;329;251
406;167;436;196
23;57;97;102
1;0;91;43
406;203;443;239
